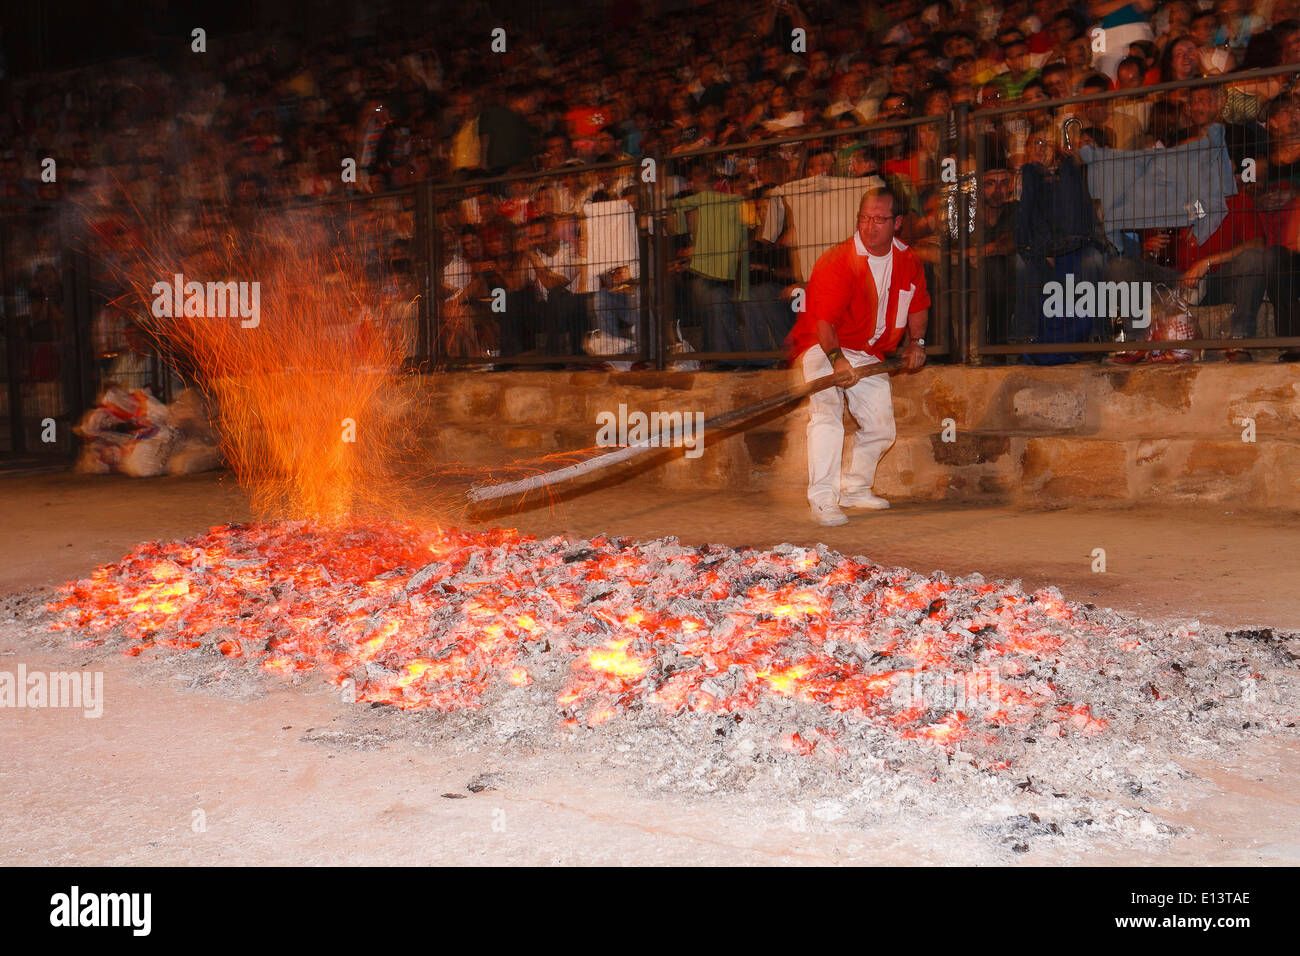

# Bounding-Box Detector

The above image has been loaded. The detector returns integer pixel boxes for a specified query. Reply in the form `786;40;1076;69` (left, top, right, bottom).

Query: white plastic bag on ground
119;427;176;477
1148;285;1197;363
75;446;114;474
165;389;218;442
73;406;130;472
584;328;637;369
668;324;702;371
584;328;636;357
166;439;222;475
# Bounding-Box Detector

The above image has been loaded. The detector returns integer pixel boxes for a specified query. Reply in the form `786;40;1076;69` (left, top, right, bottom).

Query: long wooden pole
466;362;900;503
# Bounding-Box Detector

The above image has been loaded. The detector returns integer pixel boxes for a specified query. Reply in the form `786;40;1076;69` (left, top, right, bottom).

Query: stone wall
414;364;1300;511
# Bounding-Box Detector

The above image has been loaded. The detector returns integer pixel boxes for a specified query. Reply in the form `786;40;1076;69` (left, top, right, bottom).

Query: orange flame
109;208;418;521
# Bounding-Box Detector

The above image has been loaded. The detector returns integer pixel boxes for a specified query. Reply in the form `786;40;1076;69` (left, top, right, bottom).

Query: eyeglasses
858;215;895;225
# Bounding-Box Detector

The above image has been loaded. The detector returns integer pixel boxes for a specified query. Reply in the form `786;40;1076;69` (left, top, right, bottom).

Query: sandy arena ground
2;470;1298;866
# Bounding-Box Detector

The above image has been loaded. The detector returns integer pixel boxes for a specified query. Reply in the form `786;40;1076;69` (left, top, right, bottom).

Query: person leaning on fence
671;163;748;361
521;215;583;357
1014;126;1108;359
971;165;1019;346
786;186;930;528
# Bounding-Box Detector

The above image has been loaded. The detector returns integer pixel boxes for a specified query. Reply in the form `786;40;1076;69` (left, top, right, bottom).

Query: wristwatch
910;338;926;347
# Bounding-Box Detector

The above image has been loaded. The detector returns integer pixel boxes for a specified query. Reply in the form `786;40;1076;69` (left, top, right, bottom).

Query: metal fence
423;65;1300;368
426;112;955;369
970;64;1300;362
659;115;956;365
429;159;652;367
0;202;92;459
10;66;1300;459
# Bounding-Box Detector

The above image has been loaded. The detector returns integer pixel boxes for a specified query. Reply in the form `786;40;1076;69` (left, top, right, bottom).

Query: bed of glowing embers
43;518;1203;764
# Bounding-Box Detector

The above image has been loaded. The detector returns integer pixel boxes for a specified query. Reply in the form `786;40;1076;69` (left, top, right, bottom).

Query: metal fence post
426;183;443;370
62;212;93;443
972;110;987;364
954;101;971;364
1;214;23;455
650;149;670;371
414;180;435;369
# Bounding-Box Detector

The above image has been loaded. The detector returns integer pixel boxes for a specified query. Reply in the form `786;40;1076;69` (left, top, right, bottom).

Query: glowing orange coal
48;520;1125;766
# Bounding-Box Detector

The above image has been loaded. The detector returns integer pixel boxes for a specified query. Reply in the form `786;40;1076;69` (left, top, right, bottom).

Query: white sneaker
839;490;890;510
810;499;848;526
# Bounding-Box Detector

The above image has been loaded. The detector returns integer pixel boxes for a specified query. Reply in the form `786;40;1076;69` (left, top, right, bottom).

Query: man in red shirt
788;187;929;527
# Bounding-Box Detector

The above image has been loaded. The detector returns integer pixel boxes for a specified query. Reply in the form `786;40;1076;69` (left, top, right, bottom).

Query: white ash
20;525;1300;857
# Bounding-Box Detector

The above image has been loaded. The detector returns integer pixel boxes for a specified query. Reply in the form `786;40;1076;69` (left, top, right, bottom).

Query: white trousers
802;345;896;504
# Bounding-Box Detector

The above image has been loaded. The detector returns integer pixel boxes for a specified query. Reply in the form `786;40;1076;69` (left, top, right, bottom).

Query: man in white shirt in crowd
524;214;583;357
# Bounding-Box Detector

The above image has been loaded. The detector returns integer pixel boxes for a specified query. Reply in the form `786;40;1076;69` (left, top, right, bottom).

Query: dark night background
0;0;576;77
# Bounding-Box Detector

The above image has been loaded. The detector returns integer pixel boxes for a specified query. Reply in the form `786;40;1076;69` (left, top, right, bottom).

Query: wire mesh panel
663;114;953;367
304;191;420;367
430;161;648;367
972;69;1300;363
1;205;78;457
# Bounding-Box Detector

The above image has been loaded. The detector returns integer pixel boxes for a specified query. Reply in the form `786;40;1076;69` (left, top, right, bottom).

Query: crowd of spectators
6;0;1300;374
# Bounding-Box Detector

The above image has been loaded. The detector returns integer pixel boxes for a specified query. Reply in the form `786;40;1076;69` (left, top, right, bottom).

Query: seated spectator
1108;188;1272;354
1113;54;1153;135
523;215;584;357
1218;0;1268;51
564;82;613;161
905;41;942;87
1079;72;1144;149
537;133;577;172
1063;34;1099;91
1037;9;1089;69
1158;35;1204;120
1021;0;1061;60
691;61;730;110
994;40;1041;100
1164;33;1201;83
948;54;979;104
1128;39;1159;75
888;58;920;99
463;222;523;359
582;188;641;356
739;164;795;358
760;85;807;134
1256;93;1300;241
497;170;539;226
1257;92;1300;353
1040;62;1074;101
873;93;924;209
1102;87;1273;352
973;164;1019;344
1155;2;1195;55
1190;9;1237;73
1115;55;1145;92
1147;99;1187;146
439;226;487;360
1224;29;1291;124
1005;80;1052;167
825;73;874;125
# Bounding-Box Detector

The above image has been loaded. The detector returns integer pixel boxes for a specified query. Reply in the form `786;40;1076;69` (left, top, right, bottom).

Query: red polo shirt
787;234;931;359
